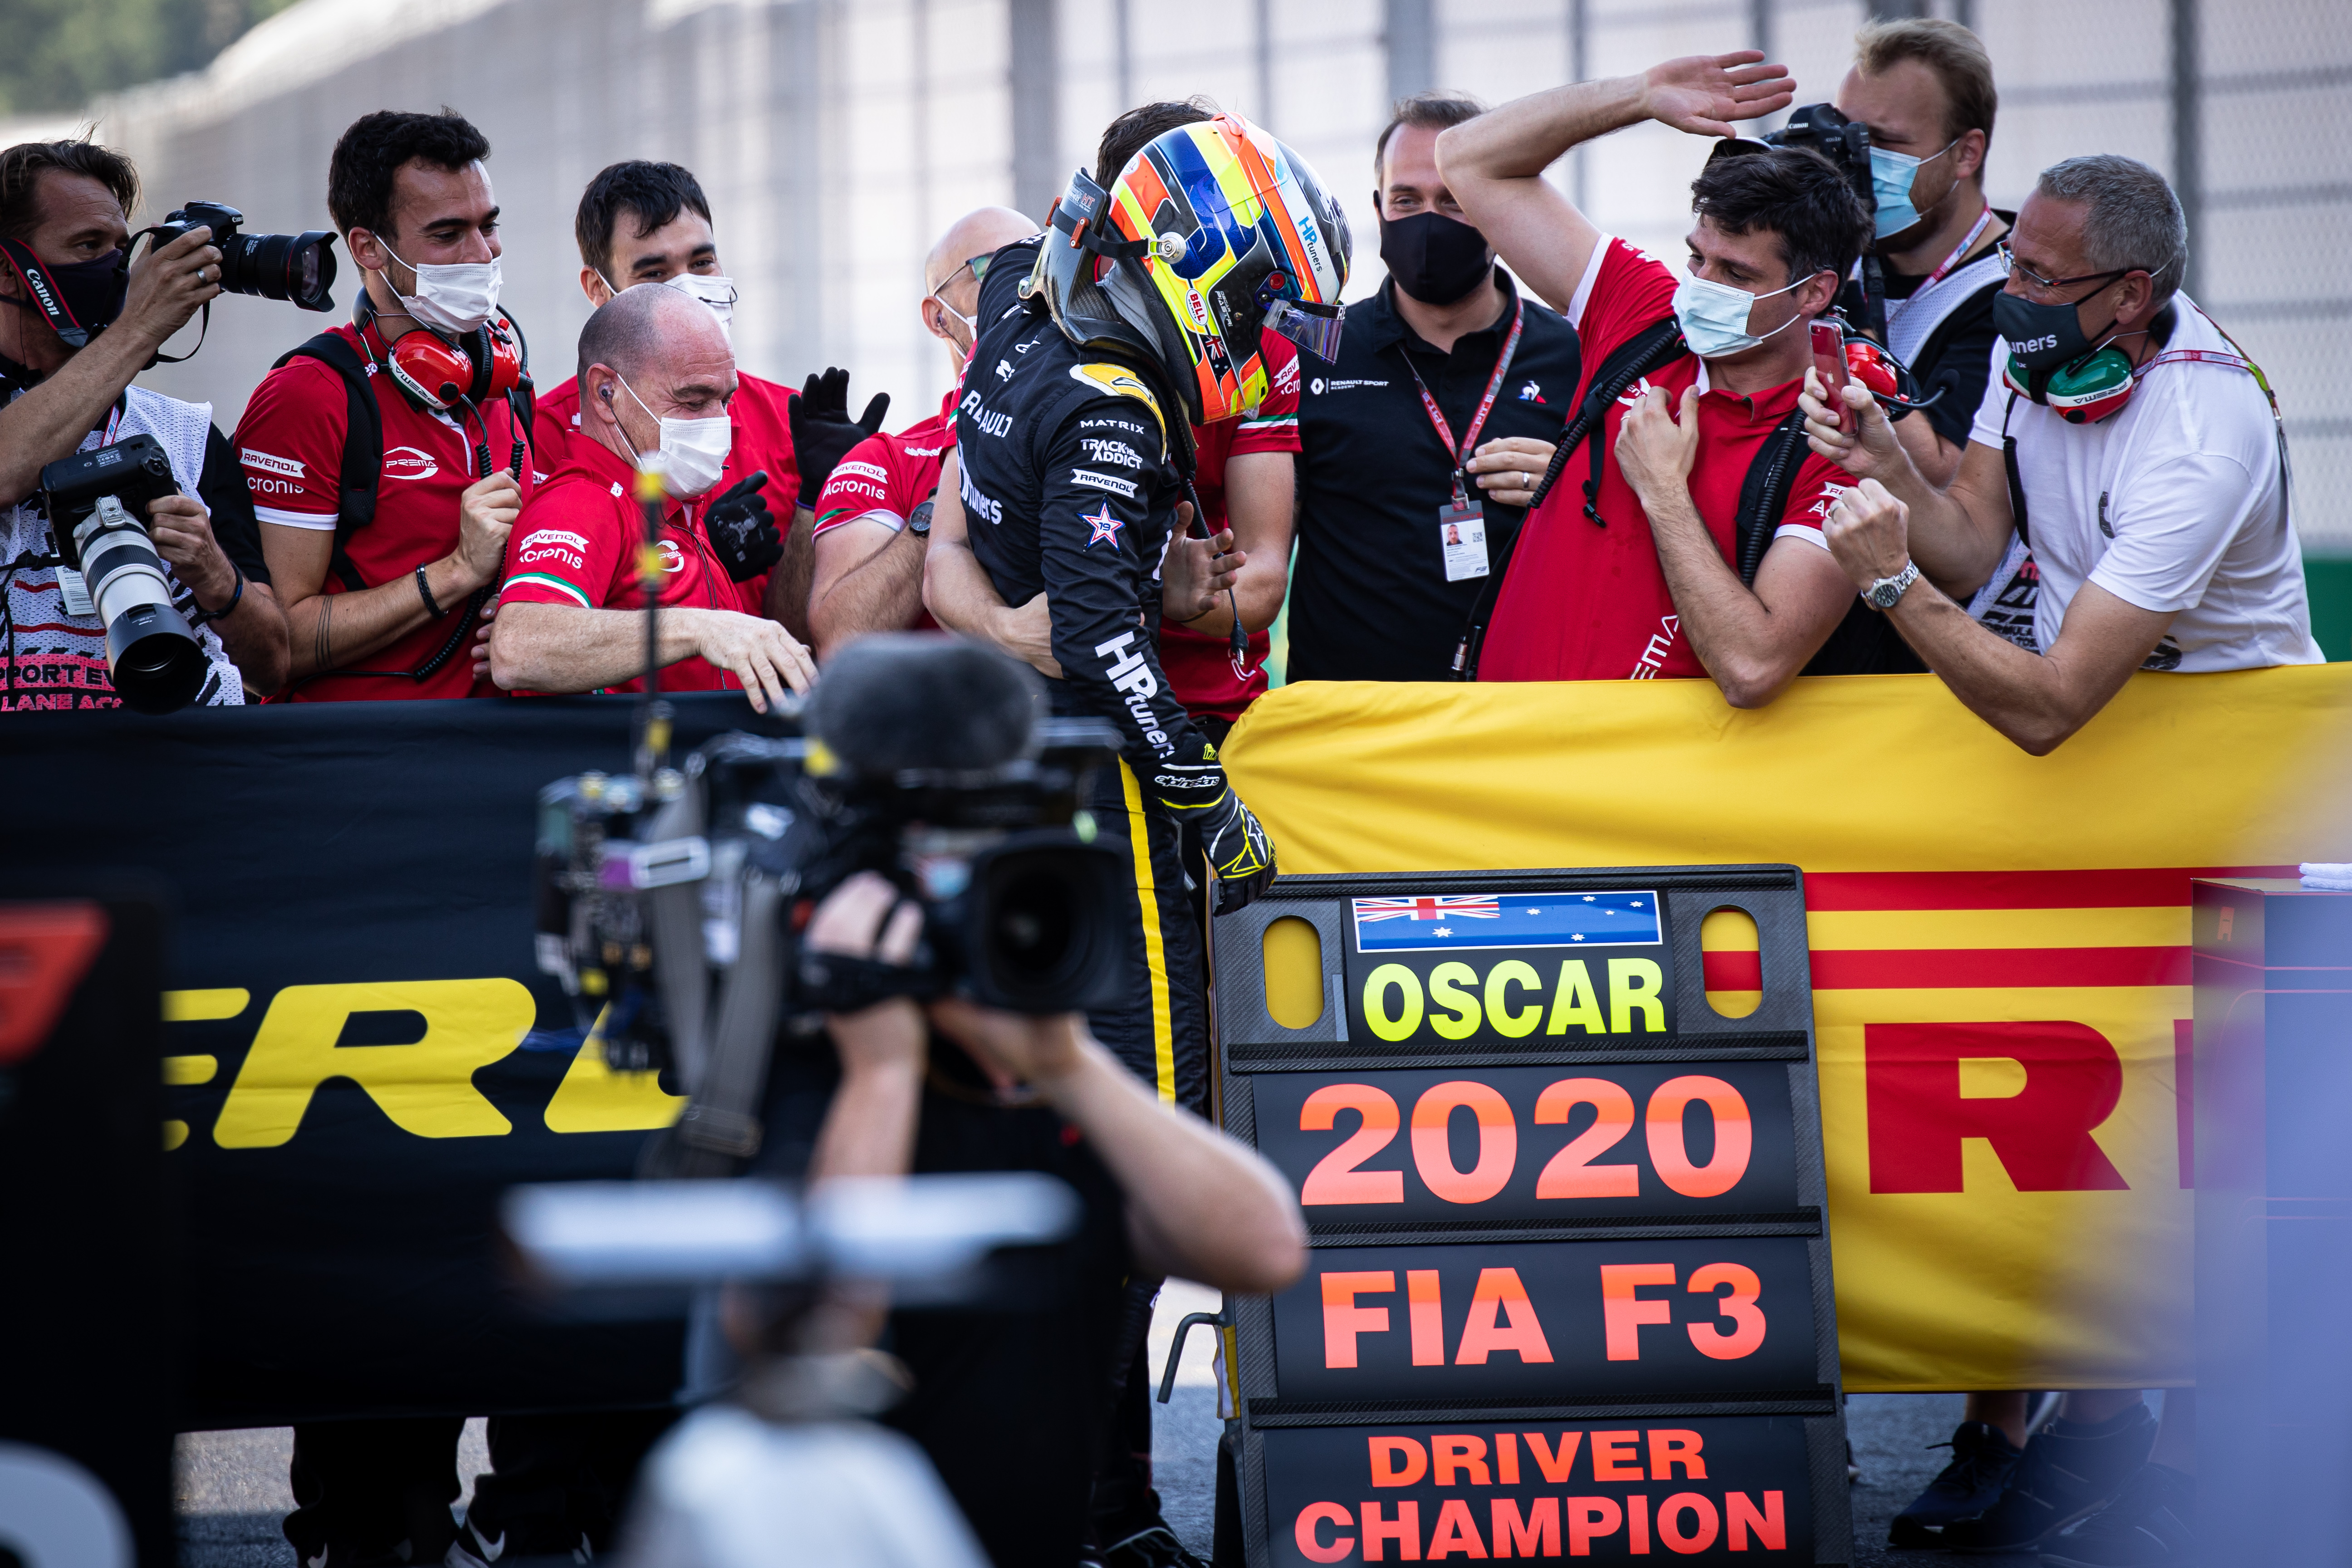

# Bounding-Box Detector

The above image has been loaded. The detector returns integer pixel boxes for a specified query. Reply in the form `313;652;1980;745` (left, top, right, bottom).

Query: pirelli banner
1214;868;1850;1566
1220;665;2352;1398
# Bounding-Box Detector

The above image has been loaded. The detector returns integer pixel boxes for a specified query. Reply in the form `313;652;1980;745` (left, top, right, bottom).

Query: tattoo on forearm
313;597;333;675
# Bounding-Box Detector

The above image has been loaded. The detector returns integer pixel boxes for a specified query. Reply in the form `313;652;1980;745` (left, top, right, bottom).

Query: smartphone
1810;318;1852;432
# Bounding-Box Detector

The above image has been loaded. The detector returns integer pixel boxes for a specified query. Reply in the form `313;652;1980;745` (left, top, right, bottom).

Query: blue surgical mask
1671;272;1810;359
1869;141;1955;240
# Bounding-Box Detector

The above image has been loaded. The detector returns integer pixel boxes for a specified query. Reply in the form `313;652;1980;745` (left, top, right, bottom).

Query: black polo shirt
1289;270;1580;683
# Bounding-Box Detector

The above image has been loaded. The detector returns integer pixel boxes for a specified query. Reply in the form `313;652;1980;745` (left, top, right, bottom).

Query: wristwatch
907;499;933;537
1864;560;1921;610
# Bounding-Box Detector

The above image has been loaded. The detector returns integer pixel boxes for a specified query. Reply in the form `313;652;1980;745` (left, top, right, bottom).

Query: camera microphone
805;633;1044;779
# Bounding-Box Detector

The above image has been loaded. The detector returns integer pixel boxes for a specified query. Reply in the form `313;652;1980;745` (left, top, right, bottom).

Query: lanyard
1401;296;1525;502
1887;206;1994;323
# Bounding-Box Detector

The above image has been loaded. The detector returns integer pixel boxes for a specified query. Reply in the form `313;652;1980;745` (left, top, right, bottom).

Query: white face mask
615;373;733;498
1671;271;1810;359
663;272;738;337
382;240;501;335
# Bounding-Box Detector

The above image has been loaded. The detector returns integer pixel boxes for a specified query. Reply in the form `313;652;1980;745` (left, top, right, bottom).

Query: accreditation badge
1438;497;1488;582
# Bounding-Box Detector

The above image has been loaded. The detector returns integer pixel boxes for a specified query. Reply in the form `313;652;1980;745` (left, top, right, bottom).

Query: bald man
489;283;815;707
805;205;1039;658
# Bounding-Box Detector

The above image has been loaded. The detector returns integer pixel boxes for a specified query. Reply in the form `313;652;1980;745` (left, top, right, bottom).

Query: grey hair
2035;154;2186;308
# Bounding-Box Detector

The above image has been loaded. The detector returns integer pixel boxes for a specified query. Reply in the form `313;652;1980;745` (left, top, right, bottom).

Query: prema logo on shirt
240;448;304;478
384;446;441;482
1631;613;1681;680
656;539;686;573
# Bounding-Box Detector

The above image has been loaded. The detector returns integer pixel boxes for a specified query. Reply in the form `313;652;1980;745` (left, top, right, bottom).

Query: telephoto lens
38;436;208;714
164;201;338;312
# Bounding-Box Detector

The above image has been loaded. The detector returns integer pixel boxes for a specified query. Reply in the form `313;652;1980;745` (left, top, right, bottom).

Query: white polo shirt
1970;291;2320;671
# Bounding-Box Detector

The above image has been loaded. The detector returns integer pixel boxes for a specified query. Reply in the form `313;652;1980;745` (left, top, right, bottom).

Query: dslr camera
37;433;208;713
1712;104;1886;333
533;637;1131;1118
144;201;338;313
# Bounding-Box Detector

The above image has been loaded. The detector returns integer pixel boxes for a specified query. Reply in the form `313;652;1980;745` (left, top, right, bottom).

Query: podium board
1212;867;1849;1565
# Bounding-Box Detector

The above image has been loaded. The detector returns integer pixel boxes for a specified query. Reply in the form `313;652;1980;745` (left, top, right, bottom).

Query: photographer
786;637;1307;1567
487;282;816;708
238;108;533;702
1438;53;1879;700
0;137;288;706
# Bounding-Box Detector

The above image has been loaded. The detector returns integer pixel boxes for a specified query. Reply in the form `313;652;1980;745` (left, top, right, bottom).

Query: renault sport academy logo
383;446;440;481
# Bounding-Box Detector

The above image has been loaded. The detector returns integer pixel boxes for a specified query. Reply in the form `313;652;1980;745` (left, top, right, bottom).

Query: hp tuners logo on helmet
1093;630;1171;756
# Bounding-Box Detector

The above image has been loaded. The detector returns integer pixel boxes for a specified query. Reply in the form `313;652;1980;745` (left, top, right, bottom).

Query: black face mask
0;240;129;347
1377;207;1493;307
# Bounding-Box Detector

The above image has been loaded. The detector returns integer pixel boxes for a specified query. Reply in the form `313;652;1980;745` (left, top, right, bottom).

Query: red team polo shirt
235;319;538;701
498;434;764;693
537;371;802;537
1160;337;1301;724
1478;238;1853;683
811;391;956;633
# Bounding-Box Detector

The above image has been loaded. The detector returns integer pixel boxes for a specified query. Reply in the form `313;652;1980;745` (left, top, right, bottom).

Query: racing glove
703;470;782;583
1155;761;1277;914
789;367;891;509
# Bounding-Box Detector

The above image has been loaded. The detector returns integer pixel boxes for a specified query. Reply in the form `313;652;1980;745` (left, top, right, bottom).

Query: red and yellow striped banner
1226;667;2352;1389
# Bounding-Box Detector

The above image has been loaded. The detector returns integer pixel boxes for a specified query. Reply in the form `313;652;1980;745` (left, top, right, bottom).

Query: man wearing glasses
807;206;1037;658
1804;153;2318;761
533;160;887;647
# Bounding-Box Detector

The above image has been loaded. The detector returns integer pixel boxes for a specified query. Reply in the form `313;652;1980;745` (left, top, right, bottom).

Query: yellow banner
1222;666;2352;1391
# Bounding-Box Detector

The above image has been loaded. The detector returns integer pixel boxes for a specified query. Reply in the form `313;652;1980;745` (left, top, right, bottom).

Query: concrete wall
14;0;2347;551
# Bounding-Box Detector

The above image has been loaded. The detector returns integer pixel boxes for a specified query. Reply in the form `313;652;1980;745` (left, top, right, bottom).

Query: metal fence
7;0;2346;553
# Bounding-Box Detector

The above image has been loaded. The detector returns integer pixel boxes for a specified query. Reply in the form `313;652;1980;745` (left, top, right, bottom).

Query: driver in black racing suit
949;112;1350;1114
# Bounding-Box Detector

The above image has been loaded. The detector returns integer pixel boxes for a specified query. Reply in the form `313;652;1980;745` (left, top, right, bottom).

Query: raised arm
931;1000;1306;1294
1438;52;1796;314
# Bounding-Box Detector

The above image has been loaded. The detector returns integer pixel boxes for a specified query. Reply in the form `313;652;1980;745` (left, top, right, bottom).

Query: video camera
37;433;208;713
533;637;1131;1156
142;201;338;314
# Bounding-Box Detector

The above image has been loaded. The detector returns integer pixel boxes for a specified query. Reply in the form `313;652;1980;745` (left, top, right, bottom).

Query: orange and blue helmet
1030;113;1349;425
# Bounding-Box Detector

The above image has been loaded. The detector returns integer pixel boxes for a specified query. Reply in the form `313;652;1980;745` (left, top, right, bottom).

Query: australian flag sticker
1350;891;1662;953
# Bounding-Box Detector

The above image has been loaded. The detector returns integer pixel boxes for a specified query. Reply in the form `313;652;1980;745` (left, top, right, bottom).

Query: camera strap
0;237;98;349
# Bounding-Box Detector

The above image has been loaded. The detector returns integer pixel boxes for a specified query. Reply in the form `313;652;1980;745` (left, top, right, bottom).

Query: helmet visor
1264;296;1343;363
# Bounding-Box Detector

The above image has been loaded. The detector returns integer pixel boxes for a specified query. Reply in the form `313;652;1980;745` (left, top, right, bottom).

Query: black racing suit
956;241;1252;1115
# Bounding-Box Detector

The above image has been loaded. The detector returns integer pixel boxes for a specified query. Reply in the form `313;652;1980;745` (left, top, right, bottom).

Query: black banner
6;696;785;1428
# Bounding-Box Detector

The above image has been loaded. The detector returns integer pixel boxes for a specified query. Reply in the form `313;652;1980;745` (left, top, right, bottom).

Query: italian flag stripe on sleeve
502;572;594;608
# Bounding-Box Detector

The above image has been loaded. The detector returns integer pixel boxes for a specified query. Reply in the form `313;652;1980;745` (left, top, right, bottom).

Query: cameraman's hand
119;225;223;348
145;495;236;606
1800;366;1905;484
809;872;929;1077
1639;51;1797;138
689;608;816;712
927;1000;1086;1092
990;590;1063;679
447;470;522;592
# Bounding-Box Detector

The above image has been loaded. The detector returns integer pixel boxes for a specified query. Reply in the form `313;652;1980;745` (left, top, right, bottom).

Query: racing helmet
1027;113;1350;425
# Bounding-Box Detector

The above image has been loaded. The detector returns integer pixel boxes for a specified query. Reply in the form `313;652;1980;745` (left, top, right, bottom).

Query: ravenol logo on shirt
241;448;304;478
1351;891;1662;952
